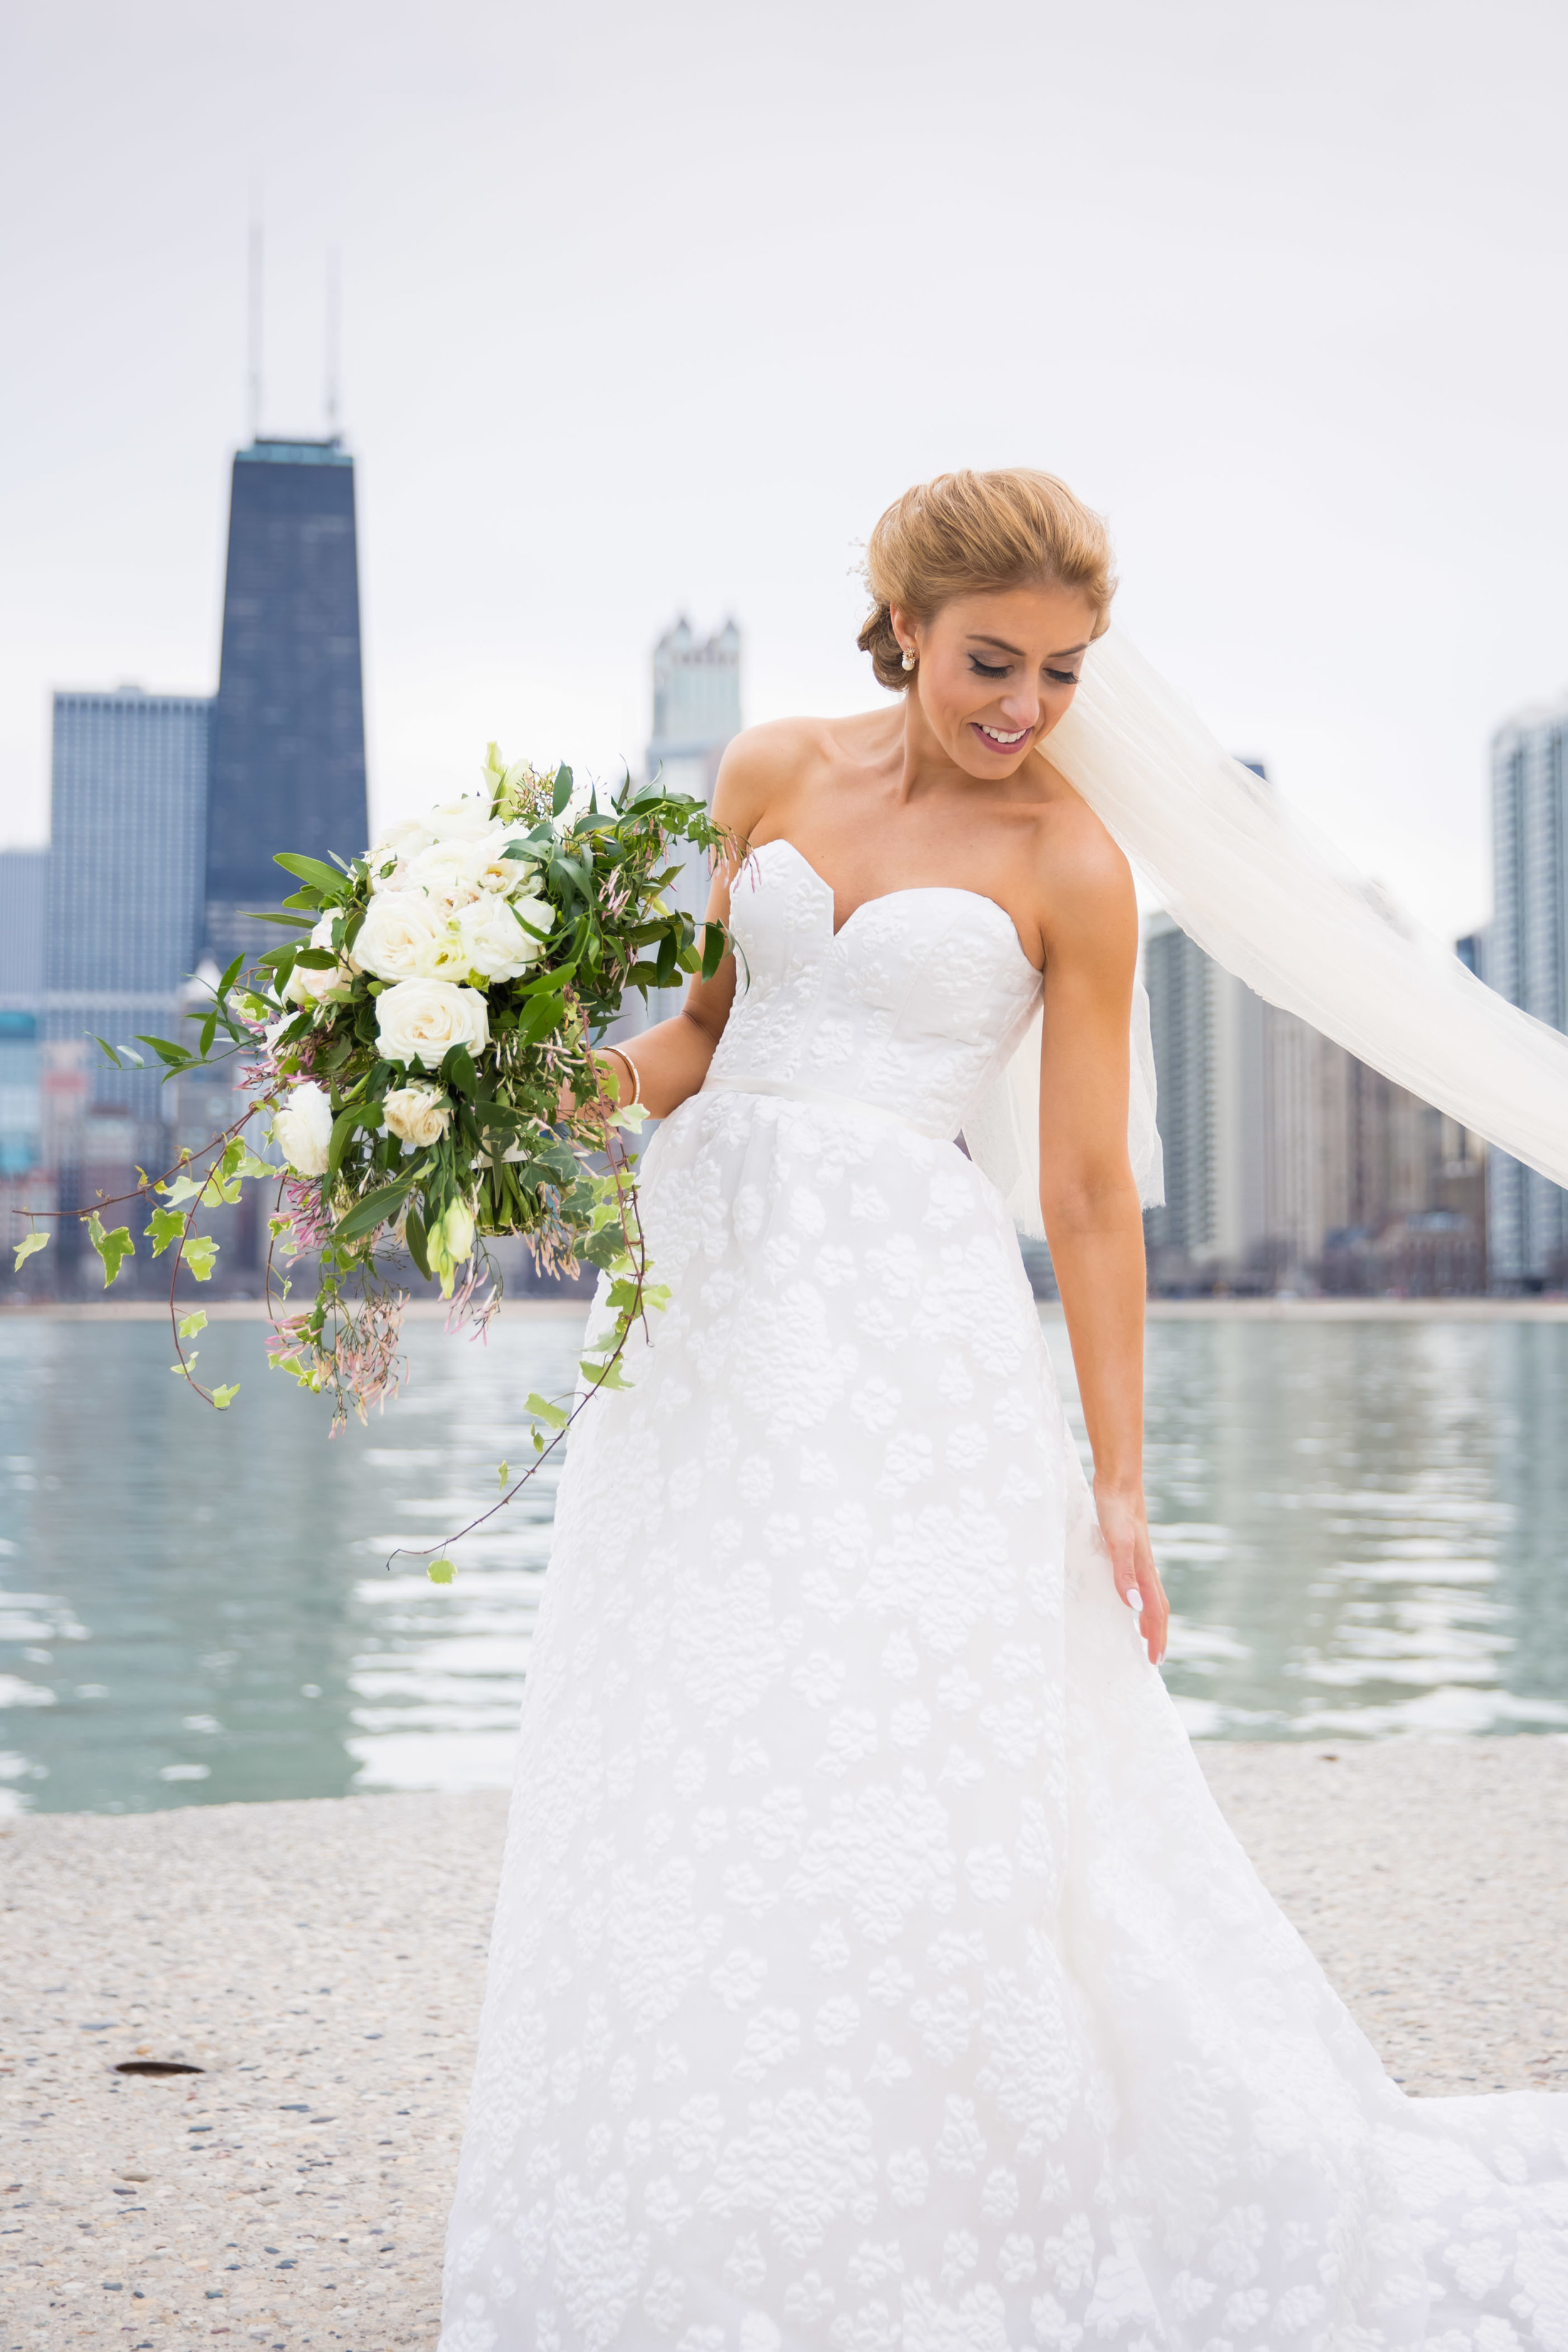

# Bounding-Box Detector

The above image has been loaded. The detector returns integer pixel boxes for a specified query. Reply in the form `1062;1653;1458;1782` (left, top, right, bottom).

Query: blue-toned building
0;1015;41;1175
205;437;368;961
44;687;209;1137
0;846;47;1014
1486;702;1568;1286
0;848;47;1176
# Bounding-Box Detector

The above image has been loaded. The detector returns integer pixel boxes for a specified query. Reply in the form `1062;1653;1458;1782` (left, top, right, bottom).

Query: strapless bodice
701;838;1043;1140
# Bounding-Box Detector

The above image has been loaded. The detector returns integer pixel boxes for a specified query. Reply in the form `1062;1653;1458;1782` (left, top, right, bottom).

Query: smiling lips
973;722;1029;751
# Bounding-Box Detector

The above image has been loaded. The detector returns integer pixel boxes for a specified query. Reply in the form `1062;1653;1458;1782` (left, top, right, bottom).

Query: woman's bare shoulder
712;709;891;834
1029;753;1136;950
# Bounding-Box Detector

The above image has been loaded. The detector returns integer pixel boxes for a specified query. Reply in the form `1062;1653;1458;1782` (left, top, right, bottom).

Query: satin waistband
700;1073;953;1142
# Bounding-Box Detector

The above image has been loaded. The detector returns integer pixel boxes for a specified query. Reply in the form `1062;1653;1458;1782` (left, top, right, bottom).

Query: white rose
455;889;548;982
355;890;465;982
285;914;351;1007
471;827;541;894
382;1082;453;1147
426;795;496;842
368;813;435;864
273;1081;334;1177
404;838;486;911
376;978;490;1069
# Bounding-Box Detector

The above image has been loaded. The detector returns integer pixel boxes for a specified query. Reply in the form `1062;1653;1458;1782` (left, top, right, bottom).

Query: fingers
1136;1562;1169;1665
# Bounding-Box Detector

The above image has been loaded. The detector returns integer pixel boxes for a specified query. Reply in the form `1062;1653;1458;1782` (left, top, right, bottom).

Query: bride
439;470;1568;2349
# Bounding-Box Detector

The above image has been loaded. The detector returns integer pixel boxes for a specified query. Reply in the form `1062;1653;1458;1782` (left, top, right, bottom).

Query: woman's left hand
1093;1477;1168;1665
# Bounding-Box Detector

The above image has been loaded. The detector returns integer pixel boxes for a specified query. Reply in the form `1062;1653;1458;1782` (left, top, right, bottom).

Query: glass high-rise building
44;687;209;1135
1486;702;1568;1285
205;437;368;961
0;847;48;1178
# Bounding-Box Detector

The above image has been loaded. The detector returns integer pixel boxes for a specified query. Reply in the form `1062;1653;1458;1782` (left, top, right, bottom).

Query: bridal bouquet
27;748;727;1468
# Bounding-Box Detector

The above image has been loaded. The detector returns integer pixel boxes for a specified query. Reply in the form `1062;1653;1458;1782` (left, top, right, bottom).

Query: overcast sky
5;0;1566;940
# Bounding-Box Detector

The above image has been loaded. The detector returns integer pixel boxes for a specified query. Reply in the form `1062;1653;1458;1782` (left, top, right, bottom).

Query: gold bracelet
601;1045;644;1111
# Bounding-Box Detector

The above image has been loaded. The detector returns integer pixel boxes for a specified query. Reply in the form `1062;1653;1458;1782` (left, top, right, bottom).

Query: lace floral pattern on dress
440;844;1568;2352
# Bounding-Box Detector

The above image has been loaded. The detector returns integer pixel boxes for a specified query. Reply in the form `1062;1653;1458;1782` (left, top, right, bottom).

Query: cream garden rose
470;828;541;894
404;839;488;911
425;795;495;842
273;1081;334;1177
285;914;352;1007
382;1082;453;1148
355;891;464;983
375;977;489;1069
455;888;548;982
367;815;437;890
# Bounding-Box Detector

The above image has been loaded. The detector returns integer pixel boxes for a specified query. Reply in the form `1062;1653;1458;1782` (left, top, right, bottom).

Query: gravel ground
5;1740;1568;2350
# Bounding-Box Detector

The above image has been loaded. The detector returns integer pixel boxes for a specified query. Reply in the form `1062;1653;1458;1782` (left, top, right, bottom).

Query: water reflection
2;1310;1567;1809
1044;1318;1568;1738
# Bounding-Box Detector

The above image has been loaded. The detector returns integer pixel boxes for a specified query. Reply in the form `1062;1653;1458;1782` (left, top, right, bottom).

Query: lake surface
3;1310;1567;1813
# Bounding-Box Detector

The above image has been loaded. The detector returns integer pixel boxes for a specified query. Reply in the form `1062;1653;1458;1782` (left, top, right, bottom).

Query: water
2;1309;1567;1813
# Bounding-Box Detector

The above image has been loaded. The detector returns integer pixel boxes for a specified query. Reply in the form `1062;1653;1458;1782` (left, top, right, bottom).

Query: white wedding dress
440;838;1568;2352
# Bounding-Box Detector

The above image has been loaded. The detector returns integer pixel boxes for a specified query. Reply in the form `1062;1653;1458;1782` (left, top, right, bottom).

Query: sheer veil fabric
960;628;1568;1236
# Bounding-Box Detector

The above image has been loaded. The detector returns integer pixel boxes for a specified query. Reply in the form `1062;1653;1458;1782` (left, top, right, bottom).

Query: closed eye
969;656;1008;678
1046;668;1079;685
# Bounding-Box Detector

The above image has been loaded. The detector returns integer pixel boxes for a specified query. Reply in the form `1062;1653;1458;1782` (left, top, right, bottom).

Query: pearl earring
901;647;916;672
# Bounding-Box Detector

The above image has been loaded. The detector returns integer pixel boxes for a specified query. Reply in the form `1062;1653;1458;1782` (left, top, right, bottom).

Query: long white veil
963;628;1568;1238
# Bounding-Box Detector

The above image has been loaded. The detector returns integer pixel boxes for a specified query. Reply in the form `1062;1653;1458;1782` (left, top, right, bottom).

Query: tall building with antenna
204;438;368;961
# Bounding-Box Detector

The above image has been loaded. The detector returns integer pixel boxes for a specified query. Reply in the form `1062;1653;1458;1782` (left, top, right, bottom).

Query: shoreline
3;1294;1568;1324
5;1741;1568;2347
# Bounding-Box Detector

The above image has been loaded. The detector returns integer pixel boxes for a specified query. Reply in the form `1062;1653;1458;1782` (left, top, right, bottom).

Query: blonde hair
857;467;1117;692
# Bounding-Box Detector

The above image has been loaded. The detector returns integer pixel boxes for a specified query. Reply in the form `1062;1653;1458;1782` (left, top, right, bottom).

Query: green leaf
442;1044;480;1098
579;1354;633;1392
517;992;565;1046
701;919;727;980
177;1308;208;1338
87;1212;134;1288
241;909;316;928
91;1035;127;1068
211;1384;240;1410
274;852;352;901
426;1558;456;1585
525;1390;571;1431
183;1236;220;1282
551;763;574;817
497;1459;509;1489
145;1206;187;1255
159;1172;204;1208
327;1103;376;1180
13;1230;48;1271
133;1033;193;1069
404;1206;432;1282
332;1178;414;1245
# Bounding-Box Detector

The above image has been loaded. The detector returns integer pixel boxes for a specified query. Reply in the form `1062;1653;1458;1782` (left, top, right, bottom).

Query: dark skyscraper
205;437;368;960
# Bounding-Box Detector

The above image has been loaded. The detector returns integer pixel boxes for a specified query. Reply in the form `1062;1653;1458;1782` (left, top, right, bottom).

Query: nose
998;682;1040;729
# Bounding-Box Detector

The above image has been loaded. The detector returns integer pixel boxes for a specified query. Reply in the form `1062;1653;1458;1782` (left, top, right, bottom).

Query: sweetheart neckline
747;837;1044;980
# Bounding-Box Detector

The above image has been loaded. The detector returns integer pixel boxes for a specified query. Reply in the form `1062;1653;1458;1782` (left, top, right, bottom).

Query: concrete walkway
5;1740;1568;2349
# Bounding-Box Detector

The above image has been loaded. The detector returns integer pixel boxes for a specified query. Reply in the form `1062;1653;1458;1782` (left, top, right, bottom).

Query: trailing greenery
14;749;728;1573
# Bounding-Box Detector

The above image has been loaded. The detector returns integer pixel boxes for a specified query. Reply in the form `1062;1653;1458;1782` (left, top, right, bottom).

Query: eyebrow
967;633;1089;660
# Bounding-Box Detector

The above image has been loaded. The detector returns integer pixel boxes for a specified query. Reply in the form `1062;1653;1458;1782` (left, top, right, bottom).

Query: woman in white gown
440;470;1568;2351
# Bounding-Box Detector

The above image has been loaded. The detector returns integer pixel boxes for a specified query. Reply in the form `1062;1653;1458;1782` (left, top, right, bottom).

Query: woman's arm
1034;824;1168;1665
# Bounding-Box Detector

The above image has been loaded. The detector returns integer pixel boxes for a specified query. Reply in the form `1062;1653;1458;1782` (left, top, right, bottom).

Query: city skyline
6;1;1568;946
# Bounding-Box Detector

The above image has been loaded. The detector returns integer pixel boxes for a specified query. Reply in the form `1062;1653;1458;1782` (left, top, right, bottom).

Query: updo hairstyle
857;467;1117;693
